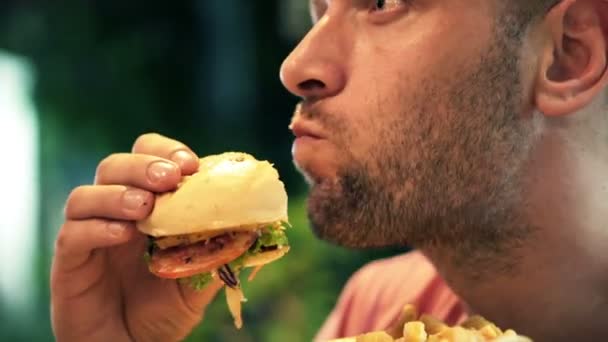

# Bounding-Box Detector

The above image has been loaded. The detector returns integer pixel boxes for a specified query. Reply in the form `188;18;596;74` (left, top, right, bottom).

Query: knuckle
95;154;117;182
54;223;72;252
133;132;162;152
64;186;87;218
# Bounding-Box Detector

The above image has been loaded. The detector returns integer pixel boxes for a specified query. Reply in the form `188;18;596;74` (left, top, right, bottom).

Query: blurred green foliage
0;1;405;341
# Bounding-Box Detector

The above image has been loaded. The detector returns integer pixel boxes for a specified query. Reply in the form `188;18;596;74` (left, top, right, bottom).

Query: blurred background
0;1;404;341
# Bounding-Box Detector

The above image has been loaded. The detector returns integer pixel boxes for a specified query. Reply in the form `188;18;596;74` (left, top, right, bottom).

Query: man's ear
535;0;608;116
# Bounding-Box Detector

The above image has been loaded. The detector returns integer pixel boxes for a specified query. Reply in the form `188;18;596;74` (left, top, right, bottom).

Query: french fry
388;304;420;338
477;325;500;339
401;304;419;323
460;315;494;330
424;336;443;342
327;305;532;342
502;330;517;337
403;321;427;342
433;326;483;341
419;314;448;335
355;331;395;342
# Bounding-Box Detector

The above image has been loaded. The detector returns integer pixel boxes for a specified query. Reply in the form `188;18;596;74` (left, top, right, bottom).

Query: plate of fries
328;304;532;342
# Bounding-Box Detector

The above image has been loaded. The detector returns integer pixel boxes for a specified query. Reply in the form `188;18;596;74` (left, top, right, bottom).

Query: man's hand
51;133;223;342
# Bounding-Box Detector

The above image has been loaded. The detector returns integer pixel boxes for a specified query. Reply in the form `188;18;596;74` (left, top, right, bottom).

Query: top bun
137;152;288;237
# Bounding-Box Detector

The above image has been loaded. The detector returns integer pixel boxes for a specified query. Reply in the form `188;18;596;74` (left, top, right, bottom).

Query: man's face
282;0;536;249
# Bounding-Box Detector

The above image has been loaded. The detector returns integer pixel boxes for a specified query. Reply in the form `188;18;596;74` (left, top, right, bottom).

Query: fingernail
170;150;196;169
147;161;176;183
122;189;148;210
108;222;126;237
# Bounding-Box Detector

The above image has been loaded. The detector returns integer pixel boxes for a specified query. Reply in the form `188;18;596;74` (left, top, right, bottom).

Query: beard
305;22;539;265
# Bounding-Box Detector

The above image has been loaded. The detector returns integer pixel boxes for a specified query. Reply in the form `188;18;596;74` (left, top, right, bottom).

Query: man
50;0;608;341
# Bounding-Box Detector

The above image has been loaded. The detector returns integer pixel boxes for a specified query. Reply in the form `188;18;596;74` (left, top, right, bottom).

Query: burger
137;152;290;328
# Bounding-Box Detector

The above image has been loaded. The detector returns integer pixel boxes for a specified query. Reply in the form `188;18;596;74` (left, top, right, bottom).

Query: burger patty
148;231;257;279
153;223;270;250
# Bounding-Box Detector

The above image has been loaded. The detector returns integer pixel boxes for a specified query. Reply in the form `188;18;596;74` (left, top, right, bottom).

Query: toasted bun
137;152;288;237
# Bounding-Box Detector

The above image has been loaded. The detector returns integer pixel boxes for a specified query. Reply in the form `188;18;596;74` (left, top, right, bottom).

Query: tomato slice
149;232;256;279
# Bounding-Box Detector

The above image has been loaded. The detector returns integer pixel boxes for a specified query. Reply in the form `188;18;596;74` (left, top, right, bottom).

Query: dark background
0;1;404;341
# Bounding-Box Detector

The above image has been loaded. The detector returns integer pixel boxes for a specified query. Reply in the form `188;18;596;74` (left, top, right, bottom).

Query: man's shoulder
347;250;465;324
324;251;451;335
340;250;440;313
315;250;465;340
349;250;437;286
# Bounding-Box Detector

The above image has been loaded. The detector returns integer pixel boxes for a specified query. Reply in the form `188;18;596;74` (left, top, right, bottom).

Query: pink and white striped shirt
315;251;467;341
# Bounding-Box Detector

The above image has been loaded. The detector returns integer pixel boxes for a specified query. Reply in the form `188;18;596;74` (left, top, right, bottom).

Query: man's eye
372;0;404;12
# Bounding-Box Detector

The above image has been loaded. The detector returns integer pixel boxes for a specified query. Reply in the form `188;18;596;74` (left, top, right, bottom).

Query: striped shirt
315;251;467;341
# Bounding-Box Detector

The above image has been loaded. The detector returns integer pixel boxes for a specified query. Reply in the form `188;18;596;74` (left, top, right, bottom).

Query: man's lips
290;121;325;139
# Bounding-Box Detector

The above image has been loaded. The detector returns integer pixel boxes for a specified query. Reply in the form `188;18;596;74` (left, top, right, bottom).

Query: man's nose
280;16;348;101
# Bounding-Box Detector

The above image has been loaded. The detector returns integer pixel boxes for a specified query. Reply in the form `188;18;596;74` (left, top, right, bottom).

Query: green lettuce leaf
250;228;289;254
230;227;290;270
180;272;214;291
143;252;152;264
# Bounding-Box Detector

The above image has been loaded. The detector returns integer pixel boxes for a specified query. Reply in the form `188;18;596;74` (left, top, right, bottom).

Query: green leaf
250;228;289;254
180;272;213;291
143;252;151;264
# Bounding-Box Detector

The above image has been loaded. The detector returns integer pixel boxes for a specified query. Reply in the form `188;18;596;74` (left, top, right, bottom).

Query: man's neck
422;128;608;341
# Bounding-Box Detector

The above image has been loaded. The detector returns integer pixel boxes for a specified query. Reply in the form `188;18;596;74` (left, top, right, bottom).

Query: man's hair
489;0;559;46
505;0;560;29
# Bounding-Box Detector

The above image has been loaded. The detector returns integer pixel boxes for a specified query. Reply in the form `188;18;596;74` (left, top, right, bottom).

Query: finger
65;185;154;221
54;219;135;272
179;278;224;315
132;133;199;175
95;153;181;192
